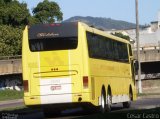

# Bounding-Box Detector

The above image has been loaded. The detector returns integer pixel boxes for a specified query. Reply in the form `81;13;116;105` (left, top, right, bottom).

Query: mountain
64;16;137;30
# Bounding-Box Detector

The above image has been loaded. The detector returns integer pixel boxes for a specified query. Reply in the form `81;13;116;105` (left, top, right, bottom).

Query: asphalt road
0;98;160;119
0;99;24;110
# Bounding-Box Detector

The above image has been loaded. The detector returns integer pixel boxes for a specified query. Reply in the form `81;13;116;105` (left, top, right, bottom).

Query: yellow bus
22;22;137;113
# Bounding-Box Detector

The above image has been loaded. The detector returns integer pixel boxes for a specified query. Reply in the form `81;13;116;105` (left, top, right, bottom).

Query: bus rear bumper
24;92;91;106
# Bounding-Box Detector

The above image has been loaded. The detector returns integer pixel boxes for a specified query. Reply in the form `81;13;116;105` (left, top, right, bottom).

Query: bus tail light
23;80;29;92
83;76;88;89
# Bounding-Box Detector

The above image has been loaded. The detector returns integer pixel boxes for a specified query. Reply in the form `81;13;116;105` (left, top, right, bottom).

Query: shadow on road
0;106;160;119
0;107;43;119
75;107;160;119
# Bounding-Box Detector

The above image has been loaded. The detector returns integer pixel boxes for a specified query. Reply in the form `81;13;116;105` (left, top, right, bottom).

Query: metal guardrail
0;55;22;60
133;46;160;51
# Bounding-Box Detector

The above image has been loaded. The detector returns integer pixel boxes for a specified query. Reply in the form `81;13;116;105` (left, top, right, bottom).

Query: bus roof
79;22;131;44
28;21;130;44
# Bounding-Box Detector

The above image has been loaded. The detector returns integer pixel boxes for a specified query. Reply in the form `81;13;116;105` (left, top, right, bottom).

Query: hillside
64;16;137;30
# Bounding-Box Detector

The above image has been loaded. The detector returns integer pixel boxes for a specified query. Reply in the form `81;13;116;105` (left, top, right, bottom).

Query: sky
19;0;160;25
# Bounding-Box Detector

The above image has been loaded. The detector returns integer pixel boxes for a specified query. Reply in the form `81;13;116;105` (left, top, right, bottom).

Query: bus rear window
28;22;78;52
29;37;78;52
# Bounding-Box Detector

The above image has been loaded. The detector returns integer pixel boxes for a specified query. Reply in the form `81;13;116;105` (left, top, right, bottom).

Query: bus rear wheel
100;89;112;113
100;90;106;113
106;90;112;112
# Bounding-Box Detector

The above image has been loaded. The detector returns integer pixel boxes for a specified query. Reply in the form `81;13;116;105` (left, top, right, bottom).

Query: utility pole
135;0;142;93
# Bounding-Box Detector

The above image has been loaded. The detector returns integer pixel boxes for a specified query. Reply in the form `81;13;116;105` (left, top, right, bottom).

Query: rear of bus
22;22;91;106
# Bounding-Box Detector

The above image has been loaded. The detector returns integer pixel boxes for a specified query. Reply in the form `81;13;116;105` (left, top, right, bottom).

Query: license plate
50;85;61;91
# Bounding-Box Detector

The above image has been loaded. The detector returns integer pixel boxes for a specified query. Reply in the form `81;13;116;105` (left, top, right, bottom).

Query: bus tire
100;89;106;113
106;89;112;112
123;88;133;108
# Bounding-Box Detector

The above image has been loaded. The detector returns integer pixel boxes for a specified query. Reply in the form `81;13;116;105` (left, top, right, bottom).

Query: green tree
33;0;63;23
111;32;130;41
0;25;22;56
0;0;30;56
0;0;63;56
0;0;30;27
